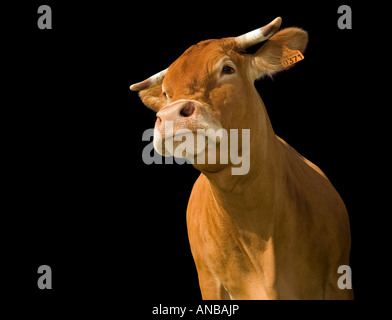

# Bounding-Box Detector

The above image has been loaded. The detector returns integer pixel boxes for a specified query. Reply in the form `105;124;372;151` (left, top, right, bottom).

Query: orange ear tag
280;45;304;68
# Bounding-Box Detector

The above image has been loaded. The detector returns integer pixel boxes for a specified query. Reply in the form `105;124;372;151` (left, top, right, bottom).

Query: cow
130;17;353;300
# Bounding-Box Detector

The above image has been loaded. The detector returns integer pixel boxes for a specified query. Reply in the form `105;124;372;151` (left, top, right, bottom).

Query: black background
4;0;379;317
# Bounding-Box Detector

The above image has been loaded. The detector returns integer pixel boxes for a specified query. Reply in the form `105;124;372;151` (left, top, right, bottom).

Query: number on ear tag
280;45;304;68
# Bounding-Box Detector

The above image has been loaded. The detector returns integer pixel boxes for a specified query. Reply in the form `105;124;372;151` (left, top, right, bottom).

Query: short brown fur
134;23;353;300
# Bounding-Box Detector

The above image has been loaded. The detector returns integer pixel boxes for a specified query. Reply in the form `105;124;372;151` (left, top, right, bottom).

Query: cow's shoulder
276;135;329;181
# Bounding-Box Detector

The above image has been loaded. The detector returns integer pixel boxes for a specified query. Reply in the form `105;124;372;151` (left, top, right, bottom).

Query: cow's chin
153;131;203;159
153;127;228;166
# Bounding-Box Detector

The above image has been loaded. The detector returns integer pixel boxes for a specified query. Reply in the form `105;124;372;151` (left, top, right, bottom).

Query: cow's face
130;17;308;173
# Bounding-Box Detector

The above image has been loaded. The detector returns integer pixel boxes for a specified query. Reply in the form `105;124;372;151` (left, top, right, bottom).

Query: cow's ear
139;85;166;112
250;28;308;79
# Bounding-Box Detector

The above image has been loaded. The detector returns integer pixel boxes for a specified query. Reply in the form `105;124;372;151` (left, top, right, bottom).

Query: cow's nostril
180;103;195;117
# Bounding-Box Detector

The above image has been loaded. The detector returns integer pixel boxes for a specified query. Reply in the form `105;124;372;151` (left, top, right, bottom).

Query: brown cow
130;17;353;300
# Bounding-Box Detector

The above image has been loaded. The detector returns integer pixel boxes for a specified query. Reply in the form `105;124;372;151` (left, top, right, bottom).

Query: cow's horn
130;68;168;91
235;17;282;50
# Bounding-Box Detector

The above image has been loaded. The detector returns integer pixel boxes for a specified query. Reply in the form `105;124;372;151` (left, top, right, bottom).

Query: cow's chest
189;209;259;286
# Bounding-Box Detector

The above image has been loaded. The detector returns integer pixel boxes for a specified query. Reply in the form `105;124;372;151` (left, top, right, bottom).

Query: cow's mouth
154;128;224;161
155;130;205;158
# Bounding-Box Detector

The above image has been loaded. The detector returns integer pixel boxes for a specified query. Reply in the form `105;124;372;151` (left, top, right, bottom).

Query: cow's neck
201;96;287;233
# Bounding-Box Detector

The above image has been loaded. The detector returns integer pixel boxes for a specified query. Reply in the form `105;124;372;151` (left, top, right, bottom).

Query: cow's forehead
163;38;236;92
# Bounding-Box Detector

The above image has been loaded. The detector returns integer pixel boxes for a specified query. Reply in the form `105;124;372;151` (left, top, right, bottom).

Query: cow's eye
162;91;171;103
222;65;235;75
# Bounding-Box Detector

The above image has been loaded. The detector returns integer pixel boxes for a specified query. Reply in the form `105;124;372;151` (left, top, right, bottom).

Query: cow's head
130;17;308;174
